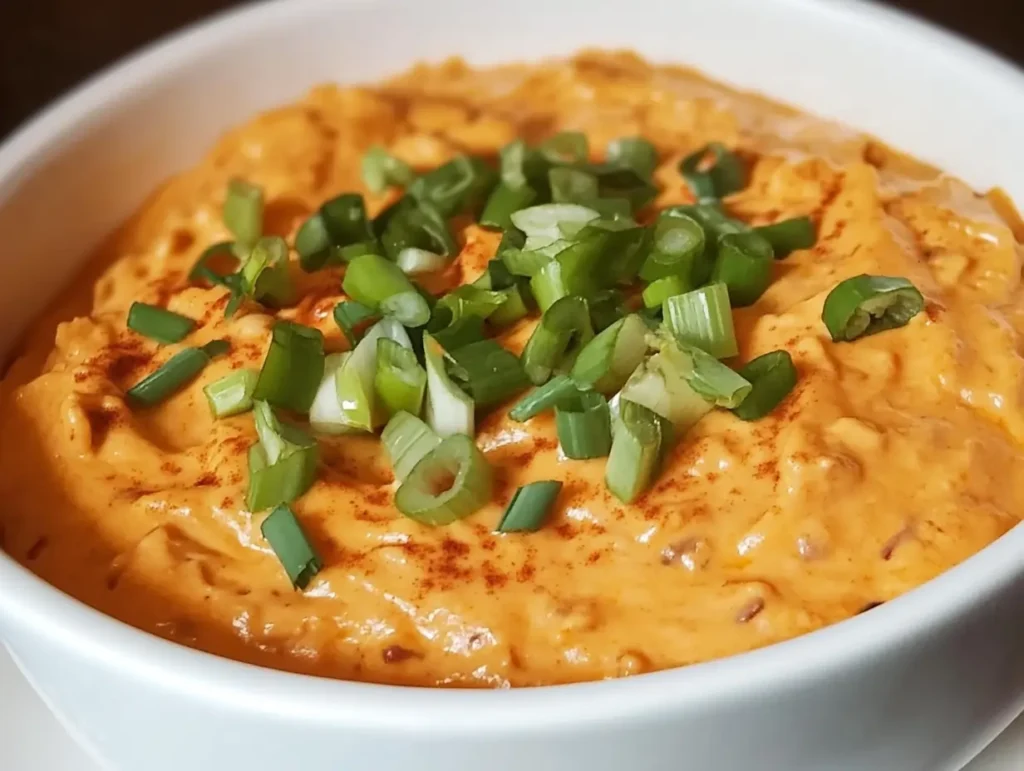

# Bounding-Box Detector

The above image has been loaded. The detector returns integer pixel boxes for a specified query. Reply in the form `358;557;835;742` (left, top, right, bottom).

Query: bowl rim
1;0;1023;729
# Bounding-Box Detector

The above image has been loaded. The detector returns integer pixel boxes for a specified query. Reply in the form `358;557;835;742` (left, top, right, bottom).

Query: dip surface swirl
2;51;1023;687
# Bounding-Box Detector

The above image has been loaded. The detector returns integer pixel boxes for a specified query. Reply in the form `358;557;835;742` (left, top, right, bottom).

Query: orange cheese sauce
2;51;1024;687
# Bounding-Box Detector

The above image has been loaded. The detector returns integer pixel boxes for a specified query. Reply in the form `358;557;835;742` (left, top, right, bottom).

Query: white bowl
1;1;1023;769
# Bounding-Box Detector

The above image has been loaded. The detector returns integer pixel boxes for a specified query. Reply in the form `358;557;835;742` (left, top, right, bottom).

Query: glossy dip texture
1;51;1022;688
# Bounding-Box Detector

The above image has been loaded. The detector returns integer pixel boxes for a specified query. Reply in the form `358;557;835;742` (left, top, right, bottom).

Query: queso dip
1;51;1023;687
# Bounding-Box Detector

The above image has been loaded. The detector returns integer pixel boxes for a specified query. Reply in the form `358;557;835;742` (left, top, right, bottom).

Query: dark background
1;0;1021;138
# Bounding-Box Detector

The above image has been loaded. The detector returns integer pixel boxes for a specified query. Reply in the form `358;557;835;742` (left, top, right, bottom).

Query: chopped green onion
204;368;257;418
617;350;713;431
732;350;798;421
587;289;627;332
473;258;515;290
679;143;745;200
396;247;447;275
395;433;493;525
329;319;411;433
260;505;322;589
664;283;738;359
382;411;441;482
238;236;295;307
488;284;530;327
445;340;529;408
248;401;319;511
586;197;634;220
501;245;557;278
638;212;705;283
590;166;659;212
684;345;751;408
333;300;379;347
295;213;333;272
822;275;925;342
479;182;537;230
571;313;648;394
321;193;376;251
126;340;230;407
308;353;352;435
362;146;415;194
381;199;457;261
188;241;238;286
423;333;475;437
436;285;508;324
223;179;264;248
556;389;612;459
594;223;652;285
529;234;607;311
431;315;486;352
642;275;689;309
500;139;530;190
549;167;598;204
605;399;665;503
252;321;325;414
496;480;563;533
606;137;658;178
408;155;496;218
755;216;816;258
521;295;593;385
127;302;194;344
712;231;775;307
375;338;426;417
539;132;588;166
509;374;580;422
510;203;600;244
342;253;430;327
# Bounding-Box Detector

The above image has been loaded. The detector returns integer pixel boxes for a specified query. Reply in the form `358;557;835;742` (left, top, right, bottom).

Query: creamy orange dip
2;51;1024;688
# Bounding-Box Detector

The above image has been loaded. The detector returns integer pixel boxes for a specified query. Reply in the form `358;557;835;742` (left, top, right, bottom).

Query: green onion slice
570;313;648;394
126;339;230;407
712;231;775;307
253;321;325;414
239;236;295;307
431;315;486;352
342;253;430;327
732;350;798;421
556;389;612;459
223;178;264;249
521;295;594;385
642;275;689;309
336;319;411;433
394;433;493;525
295;213;333;272
500;139;530;190
488;284;530;327
248;400;319;511
664;282;738;359
396;247;447;275
638;212;705;283
606;137;658;178
679;143;745;200
508;374;580;422
549;167;599;204
605;399;665;503
204;368;257;418
308;353;352;435
589;166;659;212
381;199;457;261
587;289;627;332
755;216;816;258
188;241;239;287
445;339;529;408
821;274;925;342
260;505;322;589
496;480;563;533
501;244;558;278
375;337;426;418
539;131;588;166
435;285;508;324
127;302;195;344
297;194;378;272
381;411;441;482
333;300;379;347
408;155;496;218
423;333;475;437
510;203;600;245
684;346;752;408
479;182;537;230
617;350;713;431
362;146;415;194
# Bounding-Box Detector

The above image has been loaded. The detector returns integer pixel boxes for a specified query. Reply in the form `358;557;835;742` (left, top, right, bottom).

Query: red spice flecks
382;645;419;664
736;597;765;624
